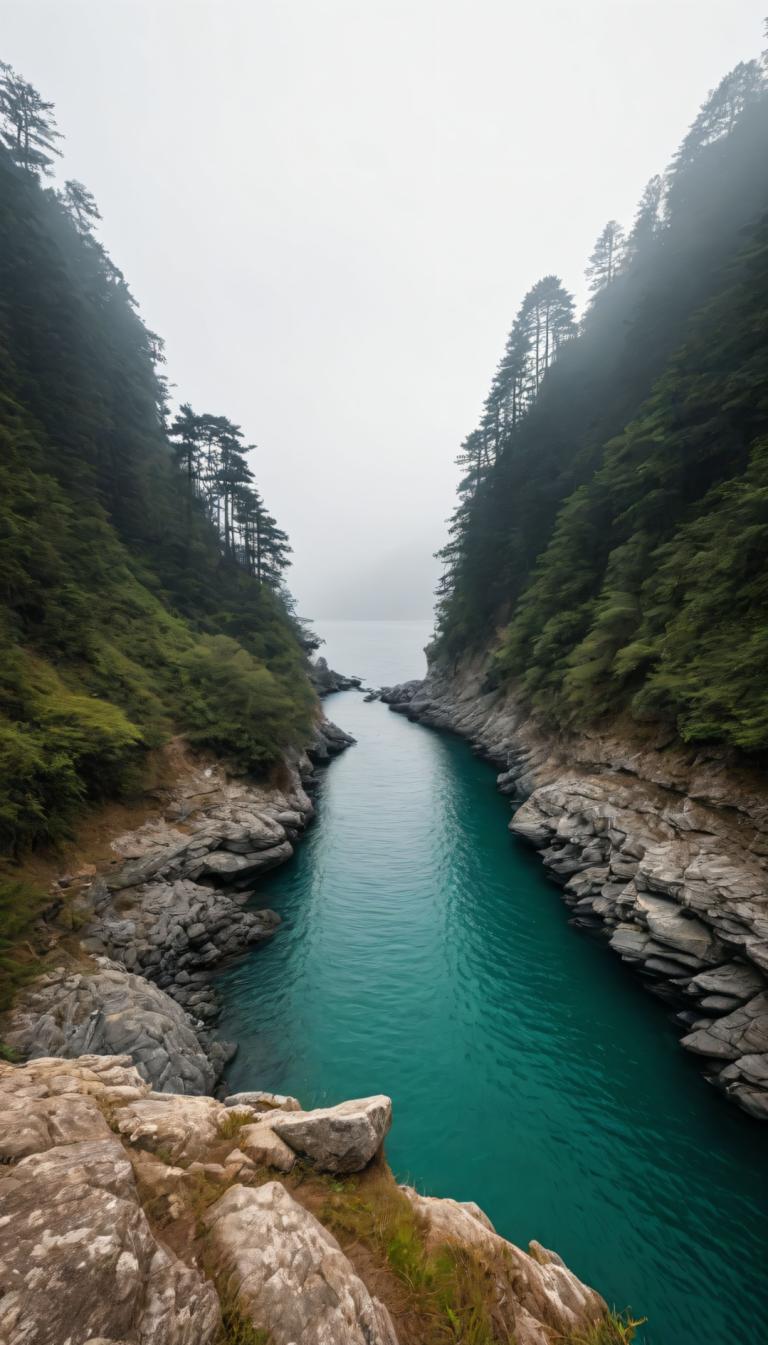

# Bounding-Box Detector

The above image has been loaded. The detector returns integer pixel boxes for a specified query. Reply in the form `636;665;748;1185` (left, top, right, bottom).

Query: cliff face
0;1053;612;1345
385;659;768;1121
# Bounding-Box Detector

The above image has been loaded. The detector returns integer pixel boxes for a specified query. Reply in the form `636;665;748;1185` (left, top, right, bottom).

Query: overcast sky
3;1;765;621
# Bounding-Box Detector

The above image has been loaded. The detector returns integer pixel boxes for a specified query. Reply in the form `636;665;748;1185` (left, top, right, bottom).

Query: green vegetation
0;64;317;860
218;1296;271;1345
0;879;47;1011
435;35;768;754
567;1310;646;1345
320;1166;513;1344
217;1109;255;1140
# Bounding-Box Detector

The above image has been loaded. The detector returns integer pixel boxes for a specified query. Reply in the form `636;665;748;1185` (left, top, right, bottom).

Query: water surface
218;620;766;1345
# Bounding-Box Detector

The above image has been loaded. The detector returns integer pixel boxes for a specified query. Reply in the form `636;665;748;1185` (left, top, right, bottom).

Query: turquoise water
217;621;767;1345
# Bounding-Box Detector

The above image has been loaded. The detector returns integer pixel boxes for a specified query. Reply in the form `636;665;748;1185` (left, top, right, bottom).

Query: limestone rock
198;842;292;880
401;1187;606;1345
224;1088;301;1112
0;1065;220;1345
272;1094;392;1173
203;1181;398;1345
113;1093;227;1161
681;991;768;1060
238;1120;297;1172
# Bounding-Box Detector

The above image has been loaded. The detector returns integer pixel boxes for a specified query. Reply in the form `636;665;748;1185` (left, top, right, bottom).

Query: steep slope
0;149;316;868
415;49;768;1119
435;65;768;758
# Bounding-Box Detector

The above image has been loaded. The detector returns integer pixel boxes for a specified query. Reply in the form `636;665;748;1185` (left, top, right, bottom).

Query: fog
2;1;764;621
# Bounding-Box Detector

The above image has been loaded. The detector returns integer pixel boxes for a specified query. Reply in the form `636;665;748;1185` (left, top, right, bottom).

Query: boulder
197;843;292;880
203;1182;398;1345
271;1095;392;1173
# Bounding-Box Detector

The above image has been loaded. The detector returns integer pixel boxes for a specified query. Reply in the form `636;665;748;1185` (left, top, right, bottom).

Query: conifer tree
519;276;576;392
625;176;665;258
673;60;765;171
0;62;61;173
586;221;625;293
58;179;101;235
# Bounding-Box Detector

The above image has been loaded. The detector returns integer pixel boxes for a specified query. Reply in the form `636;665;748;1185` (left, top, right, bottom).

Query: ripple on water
217;690;767;1345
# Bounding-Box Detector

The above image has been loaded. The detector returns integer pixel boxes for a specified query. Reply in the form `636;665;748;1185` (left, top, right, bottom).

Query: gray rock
4;961;217;1095
272;1094;392;1173
198;842;292;880
224;1089;301;1112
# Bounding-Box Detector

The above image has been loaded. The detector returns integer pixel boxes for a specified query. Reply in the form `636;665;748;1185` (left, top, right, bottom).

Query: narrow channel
216;621;767;1345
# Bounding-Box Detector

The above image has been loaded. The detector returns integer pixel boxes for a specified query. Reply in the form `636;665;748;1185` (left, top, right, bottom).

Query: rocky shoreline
382;660;768;1121
3;718;354;1095
0;691;627;1342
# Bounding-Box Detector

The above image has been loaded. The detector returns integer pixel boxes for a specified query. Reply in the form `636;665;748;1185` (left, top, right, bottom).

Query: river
217;619;767;1345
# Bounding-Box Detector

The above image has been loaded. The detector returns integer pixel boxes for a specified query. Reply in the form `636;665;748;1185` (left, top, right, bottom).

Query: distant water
314;617;433;687
217;620;767;1345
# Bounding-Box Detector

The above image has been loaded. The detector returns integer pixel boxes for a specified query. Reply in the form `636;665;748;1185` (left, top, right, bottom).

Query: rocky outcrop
0;1055;221;1345
0;1054;613;1345
203;1182;399;1345
402;1187;606;1345
3;737;350;1094
310;655;363;696
1;960;220;1094
270;1094;392;1173
309;717;357;761
387;661;768;1119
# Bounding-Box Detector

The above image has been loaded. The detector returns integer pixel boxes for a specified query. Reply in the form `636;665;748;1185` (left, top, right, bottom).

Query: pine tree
519;276;576;393
169;403;205;487
673;60;765;172
586;221;625;294
625;176;665;258
0;62;61;173
58;179;101;235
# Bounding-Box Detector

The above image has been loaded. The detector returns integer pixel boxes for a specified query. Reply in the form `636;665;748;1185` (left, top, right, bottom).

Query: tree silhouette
0;62;61;173
586;221;625;293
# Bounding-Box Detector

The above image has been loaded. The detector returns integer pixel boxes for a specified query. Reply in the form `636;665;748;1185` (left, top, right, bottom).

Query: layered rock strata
383;662;768;1120
0;1054;610;1345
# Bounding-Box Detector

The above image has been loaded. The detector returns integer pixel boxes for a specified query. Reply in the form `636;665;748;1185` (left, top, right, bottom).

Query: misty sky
3;2;765;622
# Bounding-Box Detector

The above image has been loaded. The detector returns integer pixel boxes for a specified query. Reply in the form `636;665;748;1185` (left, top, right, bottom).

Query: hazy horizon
3;0;764;621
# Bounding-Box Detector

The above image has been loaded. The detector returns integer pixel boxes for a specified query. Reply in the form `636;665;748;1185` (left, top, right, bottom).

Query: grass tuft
218;1109;254;1140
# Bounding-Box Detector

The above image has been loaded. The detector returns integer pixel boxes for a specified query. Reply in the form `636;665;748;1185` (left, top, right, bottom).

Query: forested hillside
435;41;768;754
0;63;316;860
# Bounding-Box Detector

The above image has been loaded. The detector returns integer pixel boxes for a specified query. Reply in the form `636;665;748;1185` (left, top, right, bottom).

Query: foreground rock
402;1187;606;1345
388;661;768;1119
0;1054;615;1345
204;1182;398;1345
271;1094;392;1172
0;1056;220;1345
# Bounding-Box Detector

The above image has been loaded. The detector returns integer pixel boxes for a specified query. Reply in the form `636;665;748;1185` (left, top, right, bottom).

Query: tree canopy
0;62;315;858
434;32;768;756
